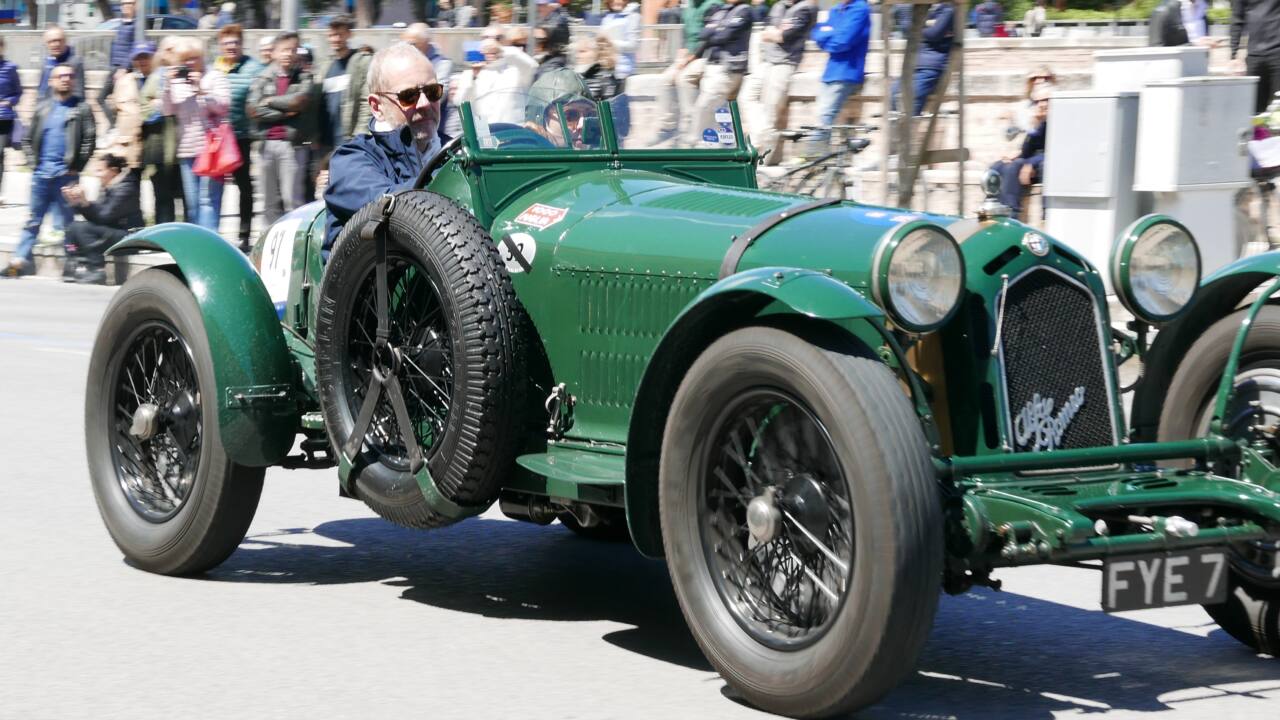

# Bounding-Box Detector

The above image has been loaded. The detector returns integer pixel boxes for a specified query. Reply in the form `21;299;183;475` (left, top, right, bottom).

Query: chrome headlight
1111;215;1200;324
872;222;965;333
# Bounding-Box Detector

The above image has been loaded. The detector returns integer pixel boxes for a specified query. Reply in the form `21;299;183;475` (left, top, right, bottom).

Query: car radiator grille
997;267;1118;453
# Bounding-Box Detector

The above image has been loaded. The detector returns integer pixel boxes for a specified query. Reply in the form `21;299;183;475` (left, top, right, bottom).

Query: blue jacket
0;59;20;122
918;3;955;69
974;1;1002;37
110;19;135;69
323;122;431;250
811;0;871;84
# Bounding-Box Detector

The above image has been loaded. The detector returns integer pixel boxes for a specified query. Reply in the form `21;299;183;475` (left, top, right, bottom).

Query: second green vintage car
86;93;1280;718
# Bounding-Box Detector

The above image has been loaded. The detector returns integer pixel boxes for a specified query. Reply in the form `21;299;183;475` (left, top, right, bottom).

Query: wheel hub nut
130;404;161;441
746;489;782;545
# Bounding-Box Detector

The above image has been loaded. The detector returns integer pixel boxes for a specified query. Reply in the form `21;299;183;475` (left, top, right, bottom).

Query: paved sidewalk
0;165;275;281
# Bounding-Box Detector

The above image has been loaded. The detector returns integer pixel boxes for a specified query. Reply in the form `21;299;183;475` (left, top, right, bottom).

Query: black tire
85;269;263;575
659;326;942;718
316;190;526;528
1159;305;1280;655
558;508;632;542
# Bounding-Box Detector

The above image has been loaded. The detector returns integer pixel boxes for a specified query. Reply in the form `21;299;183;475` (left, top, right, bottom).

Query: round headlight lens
1120;220;1200;322
879;226;965;332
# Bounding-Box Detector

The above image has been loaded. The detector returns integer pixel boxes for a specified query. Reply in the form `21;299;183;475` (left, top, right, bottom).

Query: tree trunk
896;4;928;208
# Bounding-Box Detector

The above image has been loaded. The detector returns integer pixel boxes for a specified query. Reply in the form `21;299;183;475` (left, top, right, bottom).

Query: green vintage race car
86;92;1280;718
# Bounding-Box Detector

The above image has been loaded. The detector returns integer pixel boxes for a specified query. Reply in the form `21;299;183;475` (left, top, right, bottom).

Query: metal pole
37;0;45;30
956;0;965;216
879;1;892;206
527;0;537;55
135;0;147;46
281;0;298;30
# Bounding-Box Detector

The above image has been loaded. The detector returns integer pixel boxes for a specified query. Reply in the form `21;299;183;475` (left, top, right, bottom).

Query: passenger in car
322;42;443;251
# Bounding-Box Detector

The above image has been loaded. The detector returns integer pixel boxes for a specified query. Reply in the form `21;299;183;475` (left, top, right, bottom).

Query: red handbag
192;122;243;178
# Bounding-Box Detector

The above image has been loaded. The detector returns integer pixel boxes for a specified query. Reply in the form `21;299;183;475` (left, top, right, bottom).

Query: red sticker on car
515;203;569;230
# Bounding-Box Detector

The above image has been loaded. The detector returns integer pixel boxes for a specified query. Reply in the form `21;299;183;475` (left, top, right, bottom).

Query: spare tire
316;191;527;528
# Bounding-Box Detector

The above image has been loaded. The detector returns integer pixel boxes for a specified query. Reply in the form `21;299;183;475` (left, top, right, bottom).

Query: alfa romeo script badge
1022;232;1050;256
1013;386;1086;451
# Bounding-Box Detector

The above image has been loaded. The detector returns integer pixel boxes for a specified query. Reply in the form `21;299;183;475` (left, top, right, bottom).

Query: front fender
109;224;299;466
624;267;885;557
1131;251;1280;442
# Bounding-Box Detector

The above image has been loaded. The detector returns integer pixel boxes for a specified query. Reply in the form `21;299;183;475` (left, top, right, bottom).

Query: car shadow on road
209;516;1280;719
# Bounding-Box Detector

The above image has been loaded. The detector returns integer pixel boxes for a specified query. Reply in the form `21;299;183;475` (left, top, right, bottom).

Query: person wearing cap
215;23;263;251
324;42;443;251
248;32;316;224
99;42;155;169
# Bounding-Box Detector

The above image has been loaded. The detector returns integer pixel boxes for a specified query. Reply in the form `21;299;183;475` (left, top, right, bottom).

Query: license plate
1101;548;1229;612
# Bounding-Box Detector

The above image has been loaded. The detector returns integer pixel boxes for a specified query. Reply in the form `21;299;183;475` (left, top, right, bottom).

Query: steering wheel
414;135;463;190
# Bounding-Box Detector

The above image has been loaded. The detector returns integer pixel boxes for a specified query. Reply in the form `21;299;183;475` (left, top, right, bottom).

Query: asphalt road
1;277;1278;720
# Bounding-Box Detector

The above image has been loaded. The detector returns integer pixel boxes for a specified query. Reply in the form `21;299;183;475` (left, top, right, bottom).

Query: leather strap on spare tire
316;190;528;529
343;193;425;473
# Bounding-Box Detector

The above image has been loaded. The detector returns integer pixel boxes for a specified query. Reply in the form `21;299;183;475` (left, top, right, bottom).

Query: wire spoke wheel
87;269;262;575
1160;305;1280;654
109;321;202;523
701;389;854;649
344;253;454;471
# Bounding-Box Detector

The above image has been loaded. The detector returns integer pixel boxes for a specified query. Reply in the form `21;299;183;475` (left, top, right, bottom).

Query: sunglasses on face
382;83;444;106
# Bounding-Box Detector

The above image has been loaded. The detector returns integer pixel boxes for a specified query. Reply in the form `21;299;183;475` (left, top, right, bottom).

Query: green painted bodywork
108;224;300;466
115;97;1280;578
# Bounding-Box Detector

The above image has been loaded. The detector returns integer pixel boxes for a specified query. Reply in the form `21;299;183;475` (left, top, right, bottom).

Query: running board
510;448;626;506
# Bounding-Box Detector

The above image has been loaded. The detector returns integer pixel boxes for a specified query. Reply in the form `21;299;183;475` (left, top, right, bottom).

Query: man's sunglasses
381;83;444;106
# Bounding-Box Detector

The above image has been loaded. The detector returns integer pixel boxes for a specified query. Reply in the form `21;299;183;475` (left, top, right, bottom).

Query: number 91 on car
1102;548;1228;612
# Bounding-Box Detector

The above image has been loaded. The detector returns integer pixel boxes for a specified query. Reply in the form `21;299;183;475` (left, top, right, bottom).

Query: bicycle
756;124;876;201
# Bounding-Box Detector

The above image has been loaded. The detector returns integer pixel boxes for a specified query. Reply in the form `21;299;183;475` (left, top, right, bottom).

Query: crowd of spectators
0;0;982;282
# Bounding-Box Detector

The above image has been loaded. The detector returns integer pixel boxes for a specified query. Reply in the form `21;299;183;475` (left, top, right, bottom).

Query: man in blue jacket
893;2;955;116
807;0;870;158
110;0;138;70
0;36;22;204
324;43;442;252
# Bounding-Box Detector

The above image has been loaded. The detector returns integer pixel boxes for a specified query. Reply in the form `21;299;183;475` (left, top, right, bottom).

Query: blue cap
129;42;156;60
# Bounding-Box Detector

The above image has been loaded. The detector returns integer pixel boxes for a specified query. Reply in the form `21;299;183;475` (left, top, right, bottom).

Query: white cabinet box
1043;91;1142;291
1093;47;1209;93
1133;76;1256;191
1150;185;1250;276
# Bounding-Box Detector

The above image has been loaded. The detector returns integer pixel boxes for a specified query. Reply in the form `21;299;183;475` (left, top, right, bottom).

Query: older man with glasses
323;43;443;253
37;25;85;102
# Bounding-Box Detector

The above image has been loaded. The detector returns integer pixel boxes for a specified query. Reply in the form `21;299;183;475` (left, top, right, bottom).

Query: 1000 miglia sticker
515;203;568;230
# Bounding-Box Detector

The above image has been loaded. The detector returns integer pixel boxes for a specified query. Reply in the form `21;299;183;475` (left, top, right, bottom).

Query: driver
323;42;443;251
524;95;601;149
